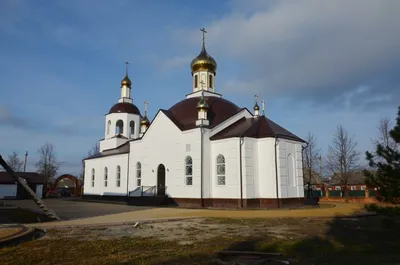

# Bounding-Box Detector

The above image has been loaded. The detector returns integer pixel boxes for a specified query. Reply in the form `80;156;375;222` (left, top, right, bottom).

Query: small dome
121;75;131;87
190;44;217;74
109;103;141;115
141;116;150;126
197;96;209;110
254;102;260;111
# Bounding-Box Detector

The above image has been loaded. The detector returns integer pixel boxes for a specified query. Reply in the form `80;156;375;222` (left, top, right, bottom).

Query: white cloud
182;0;400;105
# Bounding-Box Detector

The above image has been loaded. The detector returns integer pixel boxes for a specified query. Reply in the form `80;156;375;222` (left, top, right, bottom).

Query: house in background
0;172;45;199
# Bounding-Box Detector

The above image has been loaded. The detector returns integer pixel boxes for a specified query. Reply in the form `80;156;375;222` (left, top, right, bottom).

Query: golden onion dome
141;116;150;126
121;74;132;87
191;43;217;75
254;102;260;111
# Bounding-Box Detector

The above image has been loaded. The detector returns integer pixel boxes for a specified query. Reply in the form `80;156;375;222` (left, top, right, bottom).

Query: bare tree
80;142;100;182
302;132;321;196
373;117;398;150
326;125;360;197
6;152;24;172
35;143;60;187
87;142;100;158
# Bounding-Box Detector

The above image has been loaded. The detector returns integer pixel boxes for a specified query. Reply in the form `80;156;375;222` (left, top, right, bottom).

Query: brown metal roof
167;96;241;130
0;172;46;185
210;116;305;142
109;102;141;115
84;141;130;160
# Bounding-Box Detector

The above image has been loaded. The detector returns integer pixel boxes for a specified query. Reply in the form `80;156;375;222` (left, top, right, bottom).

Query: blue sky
1;0;399;176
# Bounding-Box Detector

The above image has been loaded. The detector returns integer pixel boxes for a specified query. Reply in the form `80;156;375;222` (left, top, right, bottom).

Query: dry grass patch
1;216;400;264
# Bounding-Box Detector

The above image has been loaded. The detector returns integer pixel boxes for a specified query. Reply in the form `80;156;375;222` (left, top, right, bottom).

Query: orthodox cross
254;94;258;103
144;100;148;115
125;61;129;75
200;80;206;90
200;28;207;45
261;100;265;115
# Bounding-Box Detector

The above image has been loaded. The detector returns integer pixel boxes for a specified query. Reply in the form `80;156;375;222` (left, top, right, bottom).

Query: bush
364;203;400;215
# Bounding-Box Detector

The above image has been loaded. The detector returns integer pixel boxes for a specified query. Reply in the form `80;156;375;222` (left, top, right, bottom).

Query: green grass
0;208;52;223
1;216;399;264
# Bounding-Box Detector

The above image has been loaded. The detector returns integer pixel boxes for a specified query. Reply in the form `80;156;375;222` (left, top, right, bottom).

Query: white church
83;31;306;208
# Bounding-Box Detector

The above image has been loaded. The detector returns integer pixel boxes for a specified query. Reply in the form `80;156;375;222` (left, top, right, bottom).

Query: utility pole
23;151;28;172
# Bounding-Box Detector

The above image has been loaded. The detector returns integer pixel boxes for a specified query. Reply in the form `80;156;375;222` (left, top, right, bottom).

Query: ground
1;200;398;264
0;199;150;220
1;215;400;264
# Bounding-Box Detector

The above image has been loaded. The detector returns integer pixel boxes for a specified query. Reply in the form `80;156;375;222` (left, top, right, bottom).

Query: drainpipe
301;142;309;197
274;136;280;208
126;150;130;197
239;135;244;208
200;127;204;207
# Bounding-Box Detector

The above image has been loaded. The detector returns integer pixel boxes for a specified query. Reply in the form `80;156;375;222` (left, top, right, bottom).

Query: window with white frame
335;186;341;190
351;186;356;191
185;156;193;185
91;168;95;187
104;167;108;187
216;154;226;185
116;165;121;187
361;186;366;190
136;162;141;187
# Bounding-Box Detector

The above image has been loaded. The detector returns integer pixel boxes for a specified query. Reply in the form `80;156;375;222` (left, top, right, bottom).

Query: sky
1;0;399;176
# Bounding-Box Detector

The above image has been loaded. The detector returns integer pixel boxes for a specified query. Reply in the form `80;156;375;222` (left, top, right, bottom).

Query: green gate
349;190;365;197
329;190;342;197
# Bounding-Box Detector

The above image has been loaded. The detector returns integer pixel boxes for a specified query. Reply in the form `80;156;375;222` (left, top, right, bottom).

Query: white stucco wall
210;138;240;199
35;184;43;199
100;112;141;152
256;138;278;198
100;137;128;152
278;139;304;198
129;112;202;199
83;153;129;196
0;184;17;199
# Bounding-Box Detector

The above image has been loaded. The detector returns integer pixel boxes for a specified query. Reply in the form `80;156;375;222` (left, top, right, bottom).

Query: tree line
3;142;100;187
303;106;400;202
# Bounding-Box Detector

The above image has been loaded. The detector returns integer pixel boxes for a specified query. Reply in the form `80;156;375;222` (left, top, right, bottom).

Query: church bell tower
99;62;142;152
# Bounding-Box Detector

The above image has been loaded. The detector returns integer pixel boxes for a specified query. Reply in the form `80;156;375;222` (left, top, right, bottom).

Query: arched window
216;155;225;185
91;169;95;187
287;154;295;186
136;162;141;187
185;156;193;185
194;75;198;88
104;167;108;187
116;166;121;187
209;75;213;88
130;121;135;136
116;120;124;135
107;120;111;135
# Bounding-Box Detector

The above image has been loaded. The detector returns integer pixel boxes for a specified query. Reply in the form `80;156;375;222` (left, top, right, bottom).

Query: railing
129;185;168;197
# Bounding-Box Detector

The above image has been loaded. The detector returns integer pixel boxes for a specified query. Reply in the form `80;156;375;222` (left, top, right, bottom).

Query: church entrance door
157;164;166;196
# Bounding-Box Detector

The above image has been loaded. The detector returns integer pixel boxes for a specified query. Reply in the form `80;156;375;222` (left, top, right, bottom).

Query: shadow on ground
150;213;400;264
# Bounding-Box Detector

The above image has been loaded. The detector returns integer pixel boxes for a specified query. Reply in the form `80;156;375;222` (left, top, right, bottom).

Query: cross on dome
200;28;207;45
125;61;129;75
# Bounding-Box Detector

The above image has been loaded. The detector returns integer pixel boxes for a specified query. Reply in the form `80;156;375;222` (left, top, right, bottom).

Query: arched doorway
54;174;81;197
157;164;166;196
